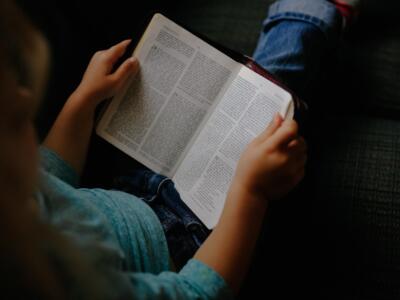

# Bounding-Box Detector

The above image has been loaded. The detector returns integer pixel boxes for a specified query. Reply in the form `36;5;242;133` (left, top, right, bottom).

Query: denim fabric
114;0;342;270
113;169;210;270
253;0;342;99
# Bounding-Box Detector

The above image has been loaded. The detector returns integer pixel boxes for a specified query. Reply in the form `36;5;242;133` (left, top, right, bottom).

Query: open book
96;13;306;229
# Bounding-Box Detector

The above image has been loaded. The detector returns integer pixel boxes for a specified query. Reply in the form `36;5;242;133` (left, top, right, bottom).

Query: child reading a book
0;0;358;298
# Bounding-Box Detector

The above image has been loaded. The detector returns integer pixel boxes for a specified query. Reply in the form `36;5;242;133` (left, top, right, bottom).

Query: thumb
257;113;283;142
110;57;139;85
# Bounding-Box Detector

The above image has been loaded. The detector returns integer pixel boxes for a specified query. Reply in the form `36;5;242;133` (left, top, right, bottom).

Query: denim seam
156;177;172;196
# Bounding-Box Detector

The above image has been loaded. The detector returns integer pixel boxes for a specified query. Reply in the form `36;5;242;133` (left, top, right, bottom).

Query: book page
174;66;293;229
96;14;241;177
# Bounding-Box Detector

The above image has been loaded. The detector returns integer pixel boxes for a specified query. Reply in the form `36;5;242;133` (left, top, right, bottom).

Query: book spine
242;56;309;128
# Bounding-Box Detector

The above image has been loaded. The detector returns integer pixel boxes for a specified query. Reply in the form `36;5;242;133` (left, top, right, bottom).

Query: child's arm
43;40;139;175
195;115;307;294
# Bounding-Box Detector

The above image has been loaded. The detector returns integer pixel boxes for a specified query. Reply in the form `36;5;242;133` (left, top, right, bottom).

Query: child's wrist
60;92;98;124
226;181;269;216
67;90;98;114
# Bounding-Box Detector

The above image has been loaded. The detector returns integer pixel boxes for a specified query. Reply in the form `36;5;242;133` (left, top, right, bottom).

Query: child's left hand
70;39;139;110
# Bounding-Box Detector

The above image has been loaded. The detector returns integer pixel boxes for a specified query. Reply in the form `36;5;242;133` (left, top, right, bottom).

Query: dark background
18;0;400;299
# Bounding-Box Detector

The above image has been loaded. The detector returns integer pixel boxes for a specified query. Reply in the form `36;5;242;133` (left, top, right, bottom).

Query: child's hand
71;39;139;109
231;114;307;203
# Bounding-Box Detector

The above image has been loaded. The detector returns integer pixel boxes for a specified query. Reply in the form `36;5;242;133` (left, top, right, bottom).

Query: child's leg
253;0;344;100
113;169;210;270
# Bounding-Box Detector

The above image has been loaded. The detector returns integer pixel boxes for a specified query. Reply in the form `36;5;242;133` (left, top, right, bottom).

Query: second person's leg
253;0;344;100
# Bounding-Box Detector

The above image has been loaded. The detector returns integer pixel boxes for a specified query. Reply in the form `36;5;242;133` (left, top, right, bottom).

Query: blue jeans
253;0;342;100
113;169;210;270
115;0;343;270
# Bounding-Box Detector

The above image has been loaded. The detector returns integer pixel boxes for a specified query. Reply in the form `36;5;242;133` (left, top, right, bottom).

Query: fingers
257;113;283;142
292;150;307;168
287;136;307;153
110;39;132;52
95;39;132;72
279;133;307;183
110;57;139;87
107;39;132;63
287;151;307;188
268;119;299;148
287;136;307;165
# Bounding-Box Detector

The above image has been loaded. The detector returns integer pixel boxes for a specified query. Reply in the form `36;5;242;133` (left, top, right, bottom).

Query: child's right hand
198;115;306;291
231;114;307;204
